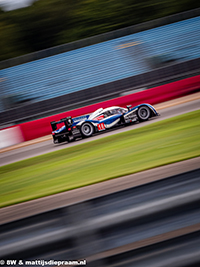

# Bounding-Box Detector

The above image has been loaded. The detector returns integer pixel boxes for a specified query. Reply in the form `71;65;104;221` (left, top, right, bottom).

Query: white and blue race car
51;104;159;144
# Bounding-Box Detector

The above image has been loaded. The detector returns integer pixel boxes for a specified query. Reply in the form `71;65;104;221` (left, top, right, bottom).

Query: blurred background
0;0;199;60
0;1;200;266
0;0;200;126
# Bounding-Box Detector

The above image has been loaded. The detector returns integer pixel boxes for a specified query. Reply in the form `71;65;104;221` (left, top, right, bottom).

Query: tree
6;0;77;52
0;0;200;60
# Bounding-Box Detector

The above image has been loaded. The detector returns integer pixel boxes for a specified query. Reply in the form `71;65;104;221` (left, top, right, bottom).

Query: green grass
0;110;200;208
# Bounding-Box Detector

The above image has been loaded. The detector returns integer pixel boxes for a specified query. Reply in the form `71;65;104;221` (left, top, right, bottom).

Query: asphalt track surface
0;95;200;223
0;156;199;224
1;96;200;266
1;167;200;266
0;96;200;167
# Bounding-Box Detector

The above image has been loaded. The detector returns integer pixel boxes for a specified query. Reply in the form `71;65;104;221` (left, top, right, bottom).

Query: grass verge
0;110;200;208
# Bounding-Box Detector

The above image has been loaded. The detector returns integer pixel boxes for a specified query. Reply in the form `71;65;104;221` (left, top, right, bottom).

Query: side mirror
127;105;132;111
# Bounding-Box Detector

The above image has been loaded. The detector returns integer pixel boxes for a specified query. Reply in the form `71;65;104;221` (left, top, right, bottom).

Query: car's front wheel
137;106;151;121
81;122;94;137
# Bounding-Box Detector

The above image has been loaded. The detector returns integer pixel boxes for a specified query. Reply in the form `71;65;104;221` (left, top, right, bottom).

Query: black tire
137;106;151;121
81;122;94;137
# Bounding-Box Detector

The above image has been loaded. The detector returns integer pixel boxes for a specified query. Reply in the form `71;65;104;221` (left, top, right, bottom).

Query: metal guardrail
105;232;200;267
0;169;200;266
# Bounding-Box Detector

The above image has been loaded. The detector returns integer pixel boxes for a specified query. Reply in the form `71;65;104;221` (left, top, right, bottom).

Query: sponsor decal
55;125;65;133
94;115;104;121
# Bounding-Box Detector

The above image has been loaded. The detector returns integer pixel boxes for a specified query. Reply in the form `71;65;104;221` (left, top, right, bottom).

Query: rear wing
50;117;73;131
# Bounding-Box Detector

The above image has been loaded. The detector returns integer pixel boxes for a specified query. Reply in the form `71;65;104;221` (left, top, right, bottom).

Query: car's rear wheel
81;122;94;137
137;106;151;121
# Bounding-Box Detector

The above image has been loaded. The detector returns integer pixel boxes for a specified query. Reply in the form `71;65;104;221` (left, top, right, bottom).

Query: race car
51;103;159;144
